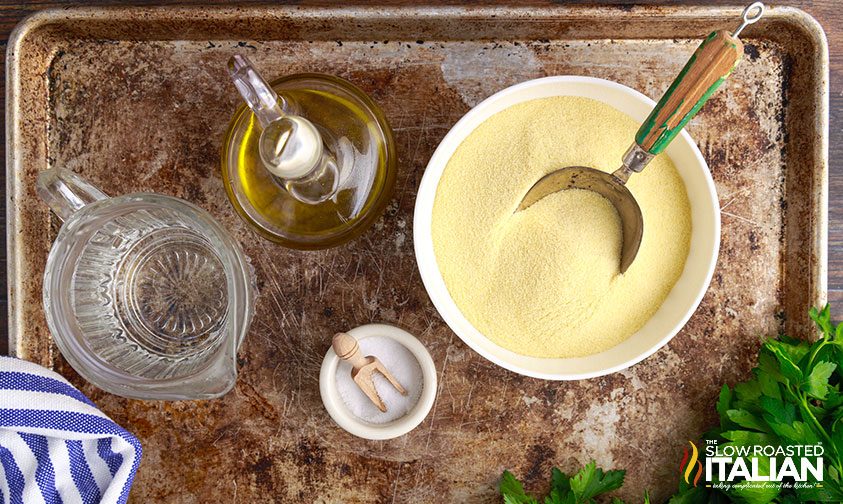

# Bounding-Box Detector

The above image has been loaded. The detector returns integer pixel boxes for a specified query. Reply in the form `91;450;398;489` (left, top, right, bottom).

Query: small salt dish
320;324;437;440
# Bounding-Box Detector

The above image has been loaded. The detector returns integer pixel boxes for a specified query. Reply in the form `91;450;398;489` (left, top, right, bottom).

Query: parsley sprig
501;306;843;503
670;304;843;502
500;461;639;504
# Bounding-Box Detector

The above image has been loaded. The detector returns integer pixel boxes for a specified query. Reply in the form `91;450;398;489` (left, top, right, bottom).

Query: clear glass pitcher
37;168;256;400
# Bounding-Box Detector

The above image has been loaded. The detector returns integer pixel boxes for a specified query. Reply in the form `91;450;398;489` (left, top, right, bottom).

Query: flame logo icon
679;441;703;486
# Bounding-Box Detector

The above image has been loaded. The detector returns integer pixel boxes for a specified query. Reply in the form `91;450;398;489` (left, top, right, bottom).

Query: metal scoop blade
517;2;763;274
518;166;643;274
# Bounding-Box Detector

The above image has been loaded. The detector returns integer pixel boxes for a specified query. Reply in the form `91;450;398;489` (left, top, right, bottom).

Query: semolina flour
431;96;692;358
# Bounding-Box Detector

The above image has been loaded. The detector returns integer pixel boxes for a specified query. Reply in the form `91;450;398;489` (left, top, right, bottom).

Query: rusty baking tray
6;5;828;502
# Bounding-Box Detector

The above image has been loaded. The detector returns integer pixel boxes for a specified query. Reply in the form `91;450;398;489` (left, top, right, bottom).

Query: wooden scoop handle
332;332;369;370
635;30;744;155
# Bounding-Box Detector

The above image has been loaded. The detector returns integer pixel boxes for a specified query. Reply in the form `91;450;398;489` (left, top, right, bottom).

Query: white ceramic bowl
319;324;437;440
413;76;720;380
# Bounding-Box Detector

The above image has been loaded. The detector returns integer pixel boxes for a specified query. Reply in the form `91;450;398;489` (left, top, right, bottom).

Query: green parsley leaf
764;340;804;383
725;408;772;433
550;467;570;494
801;360;837;399
720;429;777;446
728;477;781;504
500;470;538;504
667;487;714;504
795;480;843;502
500;463;627;504
759;395;796;426
734;379;762;404
757;351;787;385
824;388;843;410
543;488;570;504
569;461;625;502
768;420;820;445
502;307;843;504
757;368;782;400
809;304;833;336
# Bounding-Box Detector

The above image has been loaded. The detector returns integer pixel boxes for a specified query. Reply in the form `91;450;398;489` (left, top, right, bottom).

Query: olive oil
222;74;396;249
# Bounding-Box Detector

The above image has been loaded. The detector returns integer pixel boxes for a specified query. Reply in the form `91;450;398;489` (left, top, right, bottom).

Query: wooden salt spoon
332;332;407;412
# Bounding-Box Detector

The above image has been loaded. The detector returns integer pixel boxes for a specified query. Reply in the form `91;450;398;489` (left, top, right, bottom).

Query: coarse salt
335;335;424;424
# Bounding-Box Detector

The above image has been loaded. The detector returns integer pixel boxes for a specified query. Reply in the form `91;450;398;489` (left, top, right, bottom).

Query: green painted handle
635;30;744;155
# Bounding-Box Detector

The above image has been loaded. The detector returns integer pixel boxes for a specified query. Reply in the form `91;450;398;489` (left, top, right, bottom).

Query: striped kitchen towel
0;356;142;504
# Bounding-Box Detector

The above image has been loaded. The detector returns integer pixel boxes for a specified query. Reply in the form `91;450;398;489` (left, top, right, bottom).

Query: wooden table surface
0;0;839;351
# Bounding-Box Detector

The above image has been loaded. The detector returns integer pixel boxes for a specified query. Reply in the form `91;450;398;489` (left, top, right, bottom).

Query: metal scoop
518;2;764;273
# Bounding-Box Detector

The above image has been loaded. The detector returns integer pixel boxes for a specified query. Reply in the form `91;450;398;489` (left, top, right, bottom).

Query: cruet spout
227;54;339;203
36;168;108;222
228;54;286;129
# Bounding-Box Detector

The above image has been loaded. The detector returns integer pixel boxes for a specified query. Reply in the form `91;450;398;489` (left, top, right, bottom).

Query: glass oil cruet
221;55;398;249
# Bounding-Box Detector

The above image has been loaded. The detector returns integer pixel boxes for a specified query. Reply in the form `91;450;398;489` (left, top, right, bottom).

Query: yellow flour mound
431;96;692;358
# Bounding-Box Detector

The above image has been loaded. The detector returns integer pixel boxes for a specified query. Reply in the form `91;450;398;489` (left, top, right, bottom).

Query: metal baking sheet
6;5;828;502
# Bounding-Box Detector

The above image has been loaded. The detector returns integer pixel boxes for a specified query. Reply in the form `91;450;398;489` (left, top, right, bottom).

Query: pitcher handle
36;168;108;222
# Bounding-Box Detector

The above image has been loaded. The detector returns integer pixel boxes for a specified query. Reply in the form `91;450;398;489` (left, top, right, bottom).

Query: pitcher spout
36;168;108;222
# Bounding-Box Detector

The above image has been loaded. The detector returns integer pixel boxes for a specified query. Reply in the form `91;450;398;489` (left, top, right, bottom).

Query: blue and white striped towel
0;356;142;504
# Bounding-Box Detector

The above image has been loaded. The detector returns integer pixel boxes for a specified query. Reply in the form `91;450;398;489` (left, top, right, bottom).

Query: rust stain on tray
6;6;827;503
